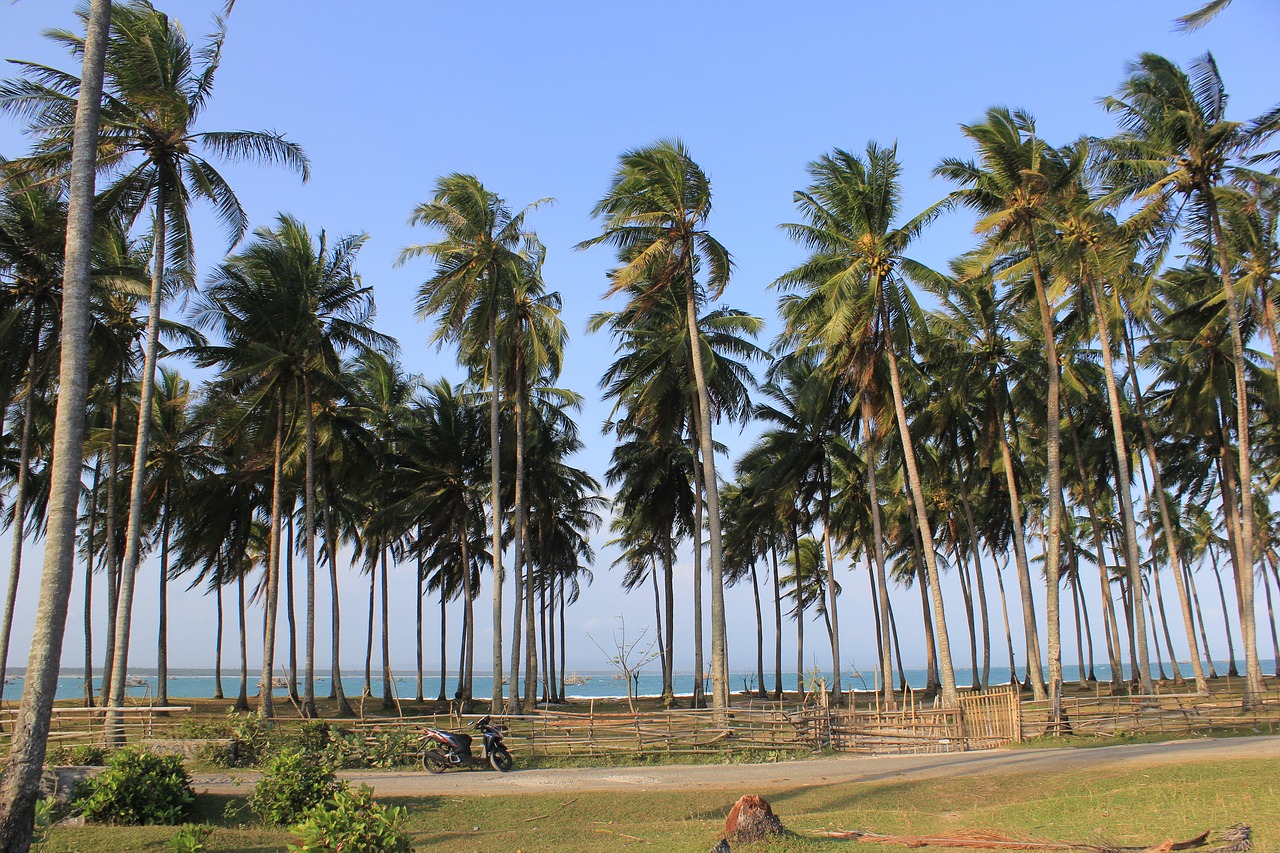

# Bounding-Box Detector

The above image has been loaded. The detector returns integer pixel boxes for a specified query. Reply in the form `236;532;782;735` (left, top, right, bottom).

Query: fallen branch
813;828;1218;851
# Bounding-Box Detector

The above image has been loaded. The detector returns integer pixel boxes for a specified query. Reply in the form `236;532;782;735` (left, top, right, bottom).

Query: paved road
192;734;1280;797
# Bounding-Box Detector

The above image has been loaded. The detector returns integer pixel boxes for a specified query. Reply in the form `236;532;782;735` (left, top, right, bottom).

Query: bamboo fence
0;706;192;754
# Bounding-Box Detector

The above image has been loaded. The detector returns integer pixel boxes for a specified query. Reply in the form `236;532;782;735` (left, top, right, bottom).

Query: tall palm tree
399;174;549;713
580;139;735;709
777;143;959;707
1101;53;1278;704
0;1;109;846
0;1;310;724
935;109;1082;697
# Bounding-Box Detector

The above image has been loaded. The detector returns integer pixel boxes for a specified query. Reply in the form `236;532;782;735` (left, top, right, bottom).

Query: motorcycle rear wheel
489;749;514;773
423;753;447;774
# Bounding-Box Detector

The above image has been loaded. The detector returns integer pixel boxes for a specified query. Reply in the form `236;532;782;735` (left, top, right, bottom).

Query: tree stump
718;794;786;848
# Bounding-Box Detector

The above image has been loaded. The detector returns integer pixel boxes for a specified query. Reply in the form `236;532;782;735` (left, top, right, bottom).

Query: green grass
38;755;1279;852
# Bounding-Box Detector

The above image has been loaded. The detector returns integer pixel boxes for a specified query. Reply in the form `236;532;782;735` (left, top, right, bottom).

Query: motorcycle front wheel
489;749;514;773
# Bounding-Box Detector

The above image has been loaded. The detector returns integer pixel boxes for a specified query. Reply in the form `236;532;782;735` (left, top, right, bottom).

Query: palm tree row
0;26;1278;853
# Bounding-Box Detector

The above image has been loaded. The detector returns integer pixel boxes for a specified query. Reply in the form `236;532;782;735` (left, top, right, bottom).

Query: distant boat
124;675;149;688
563;672;590;686
3;676;20;685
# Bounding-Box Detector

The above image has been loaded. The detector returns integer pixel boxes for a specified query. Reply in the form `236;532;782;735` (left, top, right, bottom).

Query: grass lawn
38;754;1278;852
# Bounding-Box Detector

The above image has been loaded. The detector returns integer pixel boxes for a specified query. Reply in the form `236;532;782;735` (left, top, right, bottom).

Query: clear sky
0;1;1276;678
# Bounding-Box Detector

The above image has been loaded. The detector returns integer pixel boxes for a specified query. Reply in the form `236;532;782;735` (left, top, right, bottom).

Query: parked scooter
421;715;514;773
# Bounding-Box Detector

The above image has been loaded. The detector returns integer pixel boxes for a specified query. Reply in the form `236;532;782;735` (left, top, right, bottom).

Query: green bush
321;728;417;769
287;784;413;853
247;748;342;826
46;742;109;766
73;748;194;825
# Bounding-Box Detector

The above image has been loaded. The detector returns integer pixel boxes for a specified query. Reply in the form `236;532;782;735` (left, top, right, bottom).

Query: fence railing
0;706;192;755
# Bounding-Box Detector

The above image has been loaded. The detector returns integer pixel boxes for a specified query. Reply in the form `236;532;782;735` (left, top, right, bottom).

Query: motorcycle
421;715;514;773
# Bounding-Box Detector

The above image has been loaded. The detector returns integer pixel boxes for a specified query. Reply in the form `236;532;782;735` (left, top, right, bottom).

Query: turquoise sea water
4;660;1272;703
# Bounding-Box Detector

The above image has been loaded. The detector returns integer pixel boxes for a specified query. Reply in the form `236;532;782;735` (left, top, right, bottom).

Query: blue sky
0;1;1276;678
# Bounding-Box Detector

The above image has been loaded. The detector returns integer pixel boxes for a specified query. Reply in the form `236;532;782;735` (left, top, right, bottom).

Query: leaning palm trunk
881;292;958;707
0;4;109;844
1204;196;1265;707
258;398;286;718
0;344;41;695
108;181;172;737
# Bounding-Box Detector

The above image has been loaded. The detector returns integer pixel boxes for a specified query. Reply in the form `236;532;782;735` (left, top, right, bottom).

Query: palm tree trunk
488;305;504;715
214;571;224;700
257;398;286;718
1026;242;1065;696
437;583;448;703
880;289;957;707
84;459;101;707
540;576;552;704
685;276;729;711
1066;410;1124;687
954;465;991;689
99;376;122;706
324;497;352;715
864;411;895;710
1204;193;1265;706
0;343;42;697
364;568;374;697
997;392;1047;699
918;562;940;693
284;514;298;703
1207;546;1238;676
416;550;424;704
1264;558;1280;677
1145;590;1167;681
661;533;675;705
157;500;170;707
458;513;475;706
887;593;907;692
991;554;1018;687
950;531;980;690
819;474;843;701
558;578;568;703
108;179;172;735
1151;565;1183;684
1187;563;1218;678
380;544;392;709
1116;312;1205;692
771;545;783;700
508;369;526;714
0;7;108;840
749;561;765;697
690;435;706;710
1070;554;1086;687
235;570;249;711
302;378;318;718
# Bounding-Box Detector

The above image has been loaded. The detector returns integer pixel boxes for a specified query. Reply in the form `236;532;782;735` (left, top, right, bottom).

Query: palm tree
935;109;1082;697
777;143;959;707
1100;53;1278;704
0;1;310;724
580;139;735;709
0;2;109;846
399;174;549;713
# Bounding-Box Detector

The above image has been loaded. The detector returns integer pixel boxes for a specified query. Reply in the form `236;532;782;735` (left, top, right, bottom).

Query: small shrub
73;748;194;825
287;784;413;853
289;719;339;754
46;743;108;766
168;823;214;853
247;748;342;826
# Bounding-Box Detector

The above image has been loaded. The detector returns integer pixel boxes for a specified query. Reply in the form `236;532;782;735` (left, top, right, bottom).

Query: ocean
4;660;1271;704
